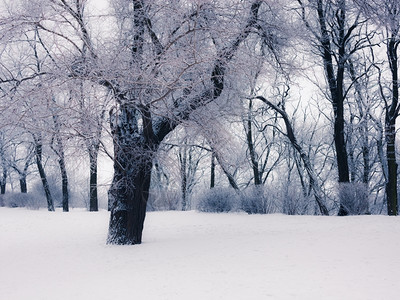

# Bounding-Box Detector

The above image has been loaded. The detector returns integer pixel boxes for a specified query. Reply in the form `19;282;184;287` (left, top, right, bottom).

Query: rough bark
59;156;69;212
179;144;188;211
0;169;6;194
19;176;27;193
107;105;155;245
386;37;399;216
210;152;216;189
33;134;54;212
1;148;7;194
89;149;99;211
52;112;69;212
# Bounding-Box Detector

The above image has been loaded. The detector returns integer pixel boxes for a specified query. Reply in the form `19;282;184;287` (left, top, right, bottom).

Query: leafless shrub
338;182;369;215
196;187;239;213
2;192;45;210
241;185;277;214
281;188;314;215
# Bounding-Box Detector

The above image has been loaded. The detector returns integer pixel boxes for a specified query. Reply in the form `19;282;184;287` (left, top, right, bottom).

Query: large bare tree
105;1;268;244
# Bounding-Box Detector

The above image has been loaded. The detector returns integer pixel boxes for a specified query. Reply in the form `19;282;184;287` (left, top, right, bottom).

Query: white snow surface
1;208;399;300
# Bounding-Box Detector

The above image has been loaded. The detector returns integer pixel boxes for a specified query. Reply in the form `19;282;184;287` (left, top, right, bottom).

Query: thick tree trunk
33;136;54;212
58;156;69;212
19;176;27;193
179;147;188;211
36;156;54;211
89;150;99;211
210;152;216;189
107;154;153;244
107;105;156;245
386;124;398;215
51;109;69;212
1;151;7;194
333;68;350;186
0;169;6;194
385;37;399;216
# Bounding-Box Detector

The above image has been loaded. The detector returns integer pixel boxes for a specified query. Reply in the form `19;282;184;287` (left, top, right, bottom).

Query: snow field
0;208;399;299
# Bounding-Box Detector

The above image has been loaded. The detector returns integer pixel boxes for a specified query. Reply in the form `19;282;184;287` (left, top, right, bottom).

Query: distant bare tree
296;0;373;214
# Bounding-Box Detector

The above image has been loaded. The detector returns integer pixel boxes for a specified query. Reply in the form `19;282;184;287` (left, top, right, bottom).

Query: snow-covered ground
1;208;399;300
